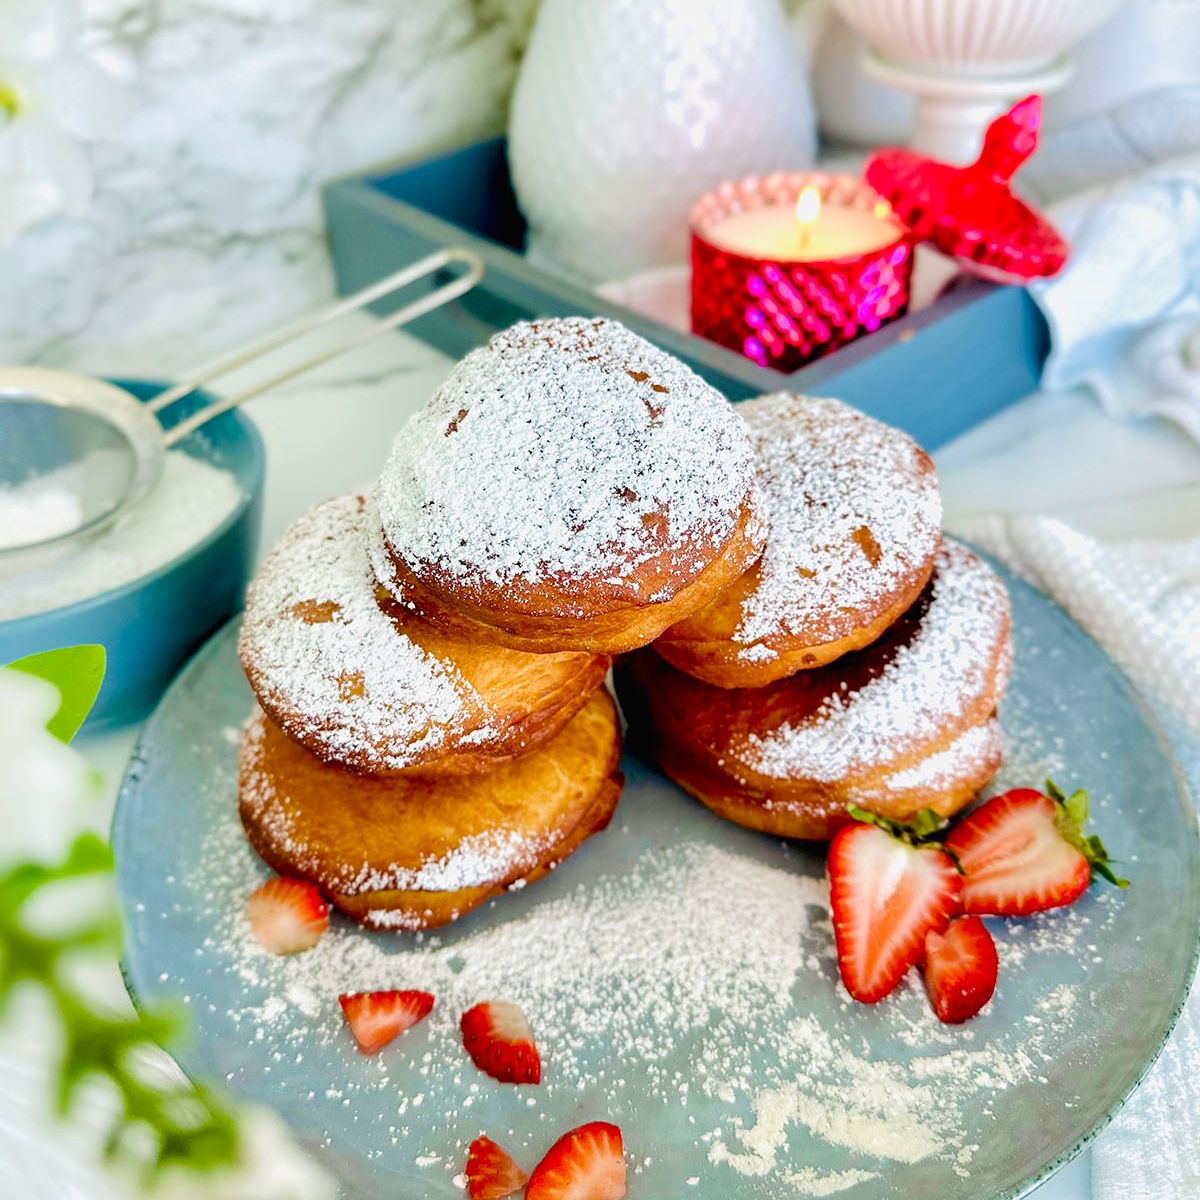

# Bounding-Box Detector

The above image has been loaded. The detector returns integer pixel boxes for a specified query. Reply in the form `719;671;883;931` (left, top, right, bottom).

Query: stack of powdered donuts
236;316;763;930
620;391;1013;840
236;315;1013;932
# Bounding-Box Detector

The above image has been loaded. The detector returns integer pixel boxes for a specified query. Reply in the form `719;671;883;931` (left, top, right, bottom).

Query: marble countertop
65;314;1200;1199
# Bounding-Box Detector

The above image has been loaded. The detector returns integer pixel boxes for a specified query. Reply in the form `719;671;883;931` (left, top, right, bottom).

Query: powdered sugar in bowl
0;379;264;728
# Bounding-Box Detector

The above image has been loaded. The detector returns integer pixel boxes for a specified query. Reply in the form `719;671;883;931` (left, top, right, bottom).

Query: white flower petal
139;1107;336;1200
0;668;95;872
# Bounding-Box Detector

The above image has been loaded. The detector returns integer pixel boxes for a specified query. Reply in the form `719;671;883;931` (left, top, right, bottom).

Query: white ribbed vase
509;0;816;281
832;0;1126;74
831;0;1126;161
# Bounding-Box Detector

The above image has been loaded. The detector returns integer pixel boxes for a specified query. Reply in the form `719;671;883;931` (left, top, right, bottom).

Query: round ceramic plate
113;564;1199;1200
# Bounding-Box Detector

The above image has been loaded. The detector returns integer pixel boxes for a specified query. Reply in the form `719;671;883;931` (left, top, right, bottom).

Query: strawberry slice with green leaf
922;914;999;1024
525;1121;627;1200
465;1134;528;1200
946;782;1128;916
829;807;962;1005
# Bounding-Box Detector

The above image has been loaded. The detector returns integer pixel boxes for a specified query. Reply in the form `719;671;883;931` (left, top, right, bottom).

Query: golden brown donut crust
655;553;935;687
239;688;623;930
653;719;1003;842
618;542;1011;841
375;498;765;655
656;393;942;687
372;317;766;656
239;494;609;777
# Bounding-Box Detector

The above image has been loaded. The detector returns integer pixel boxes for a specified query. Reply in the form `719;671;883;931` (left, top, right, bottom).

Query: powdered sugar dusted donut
239;494;608;776
619;541;1011;840
374;317;765;654
657;393;942;687
239;688;623;930
844;720;1003;813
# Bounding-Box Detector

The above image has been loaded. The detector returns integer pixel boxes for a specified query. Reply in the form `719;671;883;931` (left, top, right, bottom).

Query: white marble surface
37;312;1193;1199
0;0;533;376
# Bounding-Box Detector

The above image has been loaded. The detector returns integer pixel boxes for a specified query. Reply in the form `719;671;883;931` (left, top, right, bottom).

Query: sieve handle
158;247;484;447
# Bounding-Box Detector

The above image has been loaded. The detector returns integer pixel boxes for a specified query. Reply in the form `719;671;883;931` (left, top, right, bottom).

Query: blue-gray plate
113;564;1199;1199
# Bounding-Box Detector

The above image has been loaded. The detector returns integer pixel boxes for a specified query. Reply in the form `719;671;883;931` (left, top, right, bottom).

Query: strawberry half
465;1134;528;1200
526;1121;626;1200
828;807;962;1004
945;781;1128;916
247;875;328;955
922;915;999;1024
338;989;434;1055
460;1001;541;1084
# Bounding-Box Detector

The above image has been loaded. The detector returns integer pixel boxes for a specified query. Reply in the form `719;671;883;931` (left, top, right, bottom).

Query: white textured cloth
952;513;1200;1200
1028;153;1200;441
1027;86;1200;205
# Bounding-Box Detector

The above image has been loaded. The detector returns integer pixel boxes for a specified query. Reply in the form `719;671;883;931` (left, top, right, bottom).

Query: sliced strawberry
465;1134;528;1200
828;808;962;1004
338;990;434;1055
247;875;328;955
922;915;999;1023
460;1001;541;1084
526;1121;626;1200
945;782;1128;916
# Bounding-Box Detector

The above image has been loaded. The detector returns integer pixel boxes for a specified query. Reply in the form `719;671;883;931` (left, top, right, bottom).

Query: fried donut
372;317;765;654
239;494;608;777
656;393;942;687
620;541;1011;841
239;688;623;930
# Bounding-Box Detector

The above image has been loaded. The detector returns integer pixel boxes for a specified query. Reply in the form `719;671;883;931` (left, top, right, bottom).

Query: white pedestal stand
863;51;1073;165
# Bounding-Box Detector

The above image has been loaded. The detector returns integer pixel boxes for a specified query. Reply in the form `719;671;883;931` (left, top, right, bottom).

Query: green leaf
8;645;106;743
1045;779;1090;827
0;833;114;912
1046;779;1129;890
0;697;242;1184
1066;790;1089;827
846;804;949;847
1086;834;1130;889
1044;778;1067;805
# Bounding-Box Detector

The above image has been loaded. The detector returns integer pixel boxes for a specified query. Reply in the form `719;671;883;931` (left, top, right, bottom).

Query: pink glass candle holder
690;173;913;370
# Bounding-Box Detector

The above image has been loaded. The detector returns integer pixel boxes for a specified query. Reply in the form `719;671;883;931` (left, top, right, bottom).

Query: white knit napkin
951;513;1200;1200
1026;85;1200;205
1026;152;1200;441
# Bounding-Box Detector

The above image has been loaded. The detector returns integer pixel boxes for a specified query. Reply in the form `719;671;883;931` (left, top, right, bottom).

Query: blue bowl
0;379;265;730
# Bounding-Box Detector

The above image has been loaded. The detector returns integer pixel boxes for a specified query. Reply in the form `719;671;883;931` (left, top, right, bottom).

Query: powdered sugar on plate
216;837;822;1064
376;317;757;595
121;578;1175;1200
239;494;491;772
186;744;1114;1197
733;394;942;655
782;1166;880;1196
745;540;1010;782
186;778;1115;1198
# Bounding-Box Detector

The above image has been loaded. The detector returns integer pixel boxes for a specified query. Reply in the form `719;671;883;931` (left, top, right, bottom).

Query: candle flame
795;185;821;228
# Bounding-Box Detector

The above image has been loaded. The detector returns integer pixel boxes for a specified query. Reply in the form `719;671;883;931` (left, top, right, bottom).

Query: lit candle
704;185;900;262
690;173;914;369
